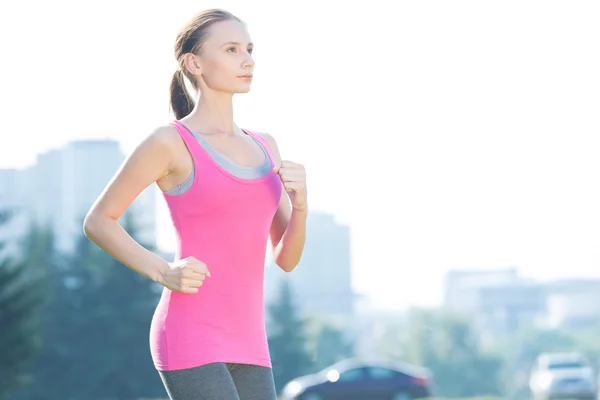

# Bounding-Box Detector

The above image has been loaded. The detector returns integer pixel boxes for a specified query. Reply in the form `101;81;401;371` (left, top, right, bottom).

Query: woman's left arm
261;133;308;273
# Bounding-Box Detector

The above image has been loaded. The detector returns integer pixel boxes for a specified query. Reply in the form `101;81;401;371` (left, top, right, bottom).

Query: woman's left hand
274;161;308;212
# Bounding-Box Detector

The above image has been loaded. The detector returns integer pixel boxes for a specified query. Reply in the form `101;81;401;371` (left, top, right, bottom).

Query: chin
235;84;252;94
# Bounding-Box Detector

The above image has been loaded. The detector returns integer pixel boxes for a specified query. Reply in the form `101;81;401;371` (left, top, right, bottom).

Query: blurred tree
403;308;503;398
267;277;313;394
493;326;579;399
372;321;406;363
0;210;44;399
571;324;600;370
75;212;165;399
305;316;355;371
15;212;165;400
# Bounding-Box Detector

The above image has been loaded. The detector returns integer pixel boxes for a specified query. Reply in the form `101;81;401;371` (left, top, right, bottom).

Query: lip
238;75;253;79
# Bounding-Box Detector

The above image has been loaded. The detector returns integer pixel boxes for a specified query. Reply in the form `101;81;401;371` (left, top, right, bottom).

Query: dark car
281;358;432;400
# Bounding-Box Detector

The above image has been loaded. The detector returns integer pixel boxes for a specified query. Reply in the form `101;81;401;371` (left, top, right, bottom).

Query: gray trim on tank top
165;123;272;196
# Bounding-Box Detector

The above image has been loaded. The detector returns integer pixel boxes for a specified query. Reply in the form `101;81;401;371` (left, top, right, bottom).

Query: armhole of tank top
164;121;197;196
243;129;276;168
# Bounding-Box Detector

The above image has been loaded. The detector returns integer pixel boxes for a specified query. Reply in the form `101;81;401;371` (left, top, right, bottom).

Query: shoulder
253;131;282;164
145;123;181;147
256;131;276;142
254;131;280;153
135;123;186;156
129;123;187;172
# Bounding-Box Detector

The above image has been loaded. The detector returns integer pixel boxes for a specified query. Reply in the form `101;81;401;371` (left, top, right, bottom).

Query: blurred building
264;211;355;322
475;282;546;343
443;268;547;345
542;279;600;330
0;139;157;255
443;267;523;314
443;268;600;345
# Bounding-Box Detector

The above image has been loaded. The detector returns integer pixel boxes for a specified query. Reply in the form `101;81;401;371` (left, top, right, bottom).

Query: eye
227;47;237;52
247;47;253;54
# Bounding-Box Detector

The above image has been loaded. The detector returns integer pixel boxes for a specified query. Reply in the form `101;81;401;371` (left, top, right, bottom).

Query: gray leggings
158;362;278;400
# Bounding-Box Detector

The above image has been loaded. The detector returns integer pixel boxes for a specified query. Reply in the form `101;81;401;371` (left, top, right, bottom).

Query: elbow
280;264;297;273
276;259;299;273
82;211;103;241
272;242;303;272
82;213;96;239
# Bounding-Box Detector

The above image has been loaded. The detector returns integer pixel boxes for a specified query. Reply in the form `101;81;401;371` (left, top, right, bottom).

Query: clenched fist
273;160;307;212
160;256;211;294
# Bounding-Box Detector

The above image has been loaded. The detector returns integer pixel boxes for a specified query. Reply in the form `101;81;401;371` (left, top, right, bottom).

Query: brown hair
170;9;243;119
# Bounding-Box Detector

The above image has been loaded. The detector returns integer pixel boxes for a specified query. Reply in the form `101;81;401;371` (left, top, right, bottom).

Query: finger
278;164;304;174
277;167;299;179
180;286;199;294
187;265;210;277
280;171;304;183
275;161;298;175
278;173;295;183
183;277;205;288
187;261;211;277
185;270;208;281
284;182;303;192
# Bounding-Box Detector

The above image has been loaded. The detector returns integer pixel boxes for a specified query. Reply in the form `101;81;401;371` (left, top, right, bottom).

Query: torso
156;123;268;194
149;119;282;372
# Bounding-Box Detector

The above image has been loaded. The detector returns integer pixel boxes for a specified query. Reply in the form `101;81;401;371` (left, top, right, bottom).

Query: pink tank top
149;120;282;371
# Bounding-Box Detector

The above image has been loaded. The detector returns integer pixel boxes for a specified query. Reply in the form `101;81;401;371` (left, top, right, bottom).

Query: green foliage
267;278;314;394
491;325;600;399
423;397;504;400
304;316;355;371
402;308;503;398
13;213;166;400
0;211;44;399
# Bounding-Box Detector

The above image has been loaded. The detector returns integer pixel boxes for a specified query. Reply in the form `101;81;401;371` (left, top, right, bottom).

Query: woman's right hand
160;256;211;293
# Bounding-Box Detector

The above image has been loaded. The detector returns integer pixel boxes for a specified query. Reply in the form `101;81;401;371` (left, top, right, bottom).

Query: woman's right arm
83;126;177;284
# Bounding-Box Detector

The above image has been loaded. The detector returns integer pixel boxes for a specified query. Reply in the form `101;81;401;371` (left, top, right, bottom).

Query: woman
83;9;308;400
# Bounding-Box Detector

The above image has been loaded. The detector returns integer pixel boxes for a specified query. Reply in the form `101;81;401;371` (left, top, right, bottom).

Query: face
187;19;255;95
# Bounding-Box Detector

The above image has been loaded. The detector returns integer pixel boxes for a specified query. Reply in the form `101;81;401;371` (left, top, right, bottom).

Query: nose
243;52;254;69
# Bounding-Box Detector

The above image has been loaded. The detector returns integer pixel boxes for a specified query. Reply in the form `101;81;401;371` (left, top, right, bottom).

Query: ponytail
170;69;195;120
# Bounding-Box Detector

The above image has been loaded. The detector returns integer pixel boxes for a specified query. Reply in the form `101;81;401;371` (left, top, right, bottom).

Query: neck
187;90;236;135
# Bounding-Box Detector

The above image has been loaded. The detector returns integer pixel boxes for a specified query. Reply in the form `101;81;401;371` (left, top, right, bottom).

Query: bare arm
262;133;308;273
83;126;178;283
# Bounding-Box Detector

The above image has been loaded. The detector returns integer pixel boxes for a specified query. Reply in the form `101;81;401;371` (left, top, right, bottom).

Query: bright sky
1;1;599;310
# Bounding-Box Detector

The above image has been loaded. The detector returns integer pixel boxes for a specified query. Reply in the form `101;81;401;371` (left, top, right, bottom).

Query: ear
182;53;202;76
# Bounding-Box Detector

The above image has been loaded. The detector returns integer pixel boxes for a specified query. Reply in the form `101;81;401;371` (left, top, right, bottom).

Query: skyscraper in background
265;211;355;321
0;139;157;254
